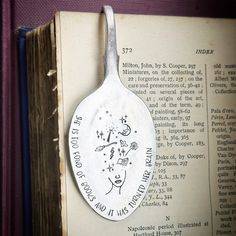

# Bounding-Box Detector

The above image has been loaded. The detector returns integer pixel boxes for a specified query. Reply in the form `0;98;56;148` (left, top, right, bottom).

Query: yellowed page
56;12;236;236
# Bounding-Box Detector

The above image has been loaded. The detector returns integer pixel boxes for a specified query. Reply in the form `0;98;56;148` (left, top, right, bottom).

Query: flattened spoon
69;5;156;221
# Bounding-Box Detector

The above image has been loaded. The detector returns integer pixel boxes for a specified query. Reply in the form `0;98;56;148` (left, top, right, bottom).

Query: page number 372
122;47;133;54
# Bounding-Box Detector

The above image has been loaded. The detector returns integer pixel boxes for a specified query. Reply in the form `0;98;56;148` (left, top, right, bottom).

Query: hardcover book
26;11;236;235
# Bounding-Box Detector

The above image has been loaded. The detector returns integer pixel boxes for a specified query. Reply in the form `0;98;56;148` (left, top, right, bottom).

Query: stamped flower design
125;142;138;156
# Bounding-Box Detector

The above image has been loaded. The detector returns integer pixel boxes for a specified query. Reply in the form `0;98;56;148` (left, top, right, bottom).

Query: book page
56;12;236;236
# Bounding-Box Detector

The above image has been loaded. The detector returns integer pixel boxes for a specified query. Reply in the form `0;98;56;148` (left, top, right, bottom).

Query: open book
26;11;236;235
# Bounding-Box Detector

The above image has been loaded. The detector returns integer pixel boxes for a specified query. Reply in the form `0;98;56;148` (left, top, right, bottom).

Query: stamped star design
120;116;126;124
121;148;126;156
107;164;113;172
100;131;104;138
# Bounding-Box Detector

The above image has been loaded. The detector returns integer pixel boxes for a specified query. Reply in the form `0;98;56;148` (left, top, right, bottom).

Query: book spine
18;27;33;236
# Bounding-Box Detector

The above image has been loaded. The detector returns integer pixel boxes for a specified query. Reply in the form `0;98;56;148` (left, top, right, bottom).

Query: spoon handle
103;6;119;78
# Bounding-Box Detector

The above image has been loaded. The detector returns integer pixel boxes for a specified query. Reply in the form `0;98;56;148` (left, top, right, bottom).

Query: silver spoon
69;5;156;221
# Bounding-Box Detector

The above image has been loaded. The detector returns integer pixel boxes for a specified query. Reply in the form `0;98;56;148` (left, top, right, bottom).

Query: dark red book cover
1;1;236;236
1;1;23;236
